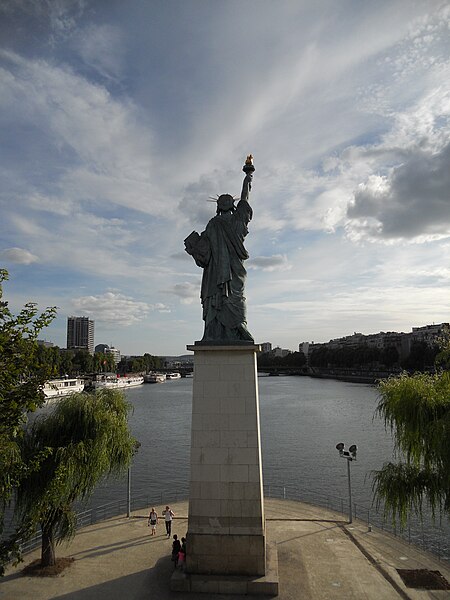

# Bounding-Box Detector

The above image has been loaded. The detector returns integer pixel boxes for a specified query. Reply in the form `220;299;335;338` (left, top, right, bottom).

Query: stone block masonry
185;344;266;578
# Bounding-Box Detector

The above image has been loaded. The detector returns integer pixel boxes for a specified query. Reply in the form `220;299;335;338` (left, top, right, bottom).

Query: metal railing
16;488;187;556
264;483;449;562
16;483;449;563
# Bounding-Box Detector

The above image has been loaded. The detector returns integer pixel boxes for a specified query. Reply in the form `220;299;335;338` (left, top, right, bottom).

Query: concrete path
1;499;449;599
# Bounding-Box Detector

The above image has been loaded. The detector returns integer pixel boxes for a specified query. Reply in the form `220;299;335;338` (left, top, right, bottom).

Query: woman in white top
147;508;158;535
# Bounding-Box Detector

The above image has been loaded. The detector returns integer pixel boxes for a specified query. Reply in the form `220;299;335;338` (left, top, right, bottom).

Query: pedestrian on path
147;507;158;536
178;536;187;571
171;534;181;568
163;505;175;537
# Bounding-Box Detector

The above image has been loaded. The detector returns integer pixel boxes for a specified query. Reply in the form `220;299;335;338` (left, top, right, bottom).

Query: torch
243;154;255;190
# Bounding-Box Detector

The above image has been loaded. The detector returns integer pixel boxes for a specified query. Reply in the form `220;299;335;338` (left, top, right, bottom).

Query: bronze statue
184;157;255;343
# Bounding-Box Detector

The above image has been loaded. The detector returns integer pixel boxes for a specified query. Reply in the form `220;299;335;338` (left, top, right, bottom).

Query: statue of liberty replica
179;156;276;593
184;156;255;343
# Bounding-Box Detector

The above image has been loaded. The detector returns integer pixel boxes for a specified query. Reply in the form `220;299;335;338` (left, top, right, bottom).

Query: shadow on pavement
49;556;248;600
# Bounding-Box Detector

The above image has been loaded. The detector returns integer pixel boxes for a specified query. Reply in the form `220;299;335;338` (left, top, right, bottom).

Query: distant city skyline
1;2;449;355
40;319;447;358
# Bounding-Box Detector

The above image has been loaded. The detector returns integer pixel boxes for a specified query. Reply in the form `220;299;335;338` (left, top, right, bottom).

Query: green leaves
14;389;137;566
0;269;57;573
373;371;450;527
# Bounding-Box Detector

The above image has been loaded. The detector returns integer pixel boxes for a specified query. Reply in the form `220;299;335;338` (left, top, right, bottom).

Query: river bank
306;367;395;384
261;367;435;384
259;368;394;384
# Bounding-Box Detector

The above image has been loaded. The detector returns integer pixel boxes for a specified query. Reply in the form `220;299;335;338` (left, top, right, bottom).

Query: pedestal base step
170;541;279;596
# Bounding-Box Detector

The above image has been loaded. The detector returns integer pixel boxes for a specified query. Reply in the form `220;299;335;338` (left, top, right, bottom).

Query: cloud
164;282;199;304
0;0;85;38
171;251;191;261
346;142;450;241
1;1;450;356
249;254;290;271
179;172;239;231
72;24;125;80
0;247;39;264
71;291;165;326
0;50;161;215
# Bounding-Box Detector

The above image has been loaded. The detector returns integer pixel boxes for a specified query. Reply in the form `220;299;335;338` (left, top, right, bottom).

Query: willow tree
15;389;137;567
0;268;56;574
373;371;450;527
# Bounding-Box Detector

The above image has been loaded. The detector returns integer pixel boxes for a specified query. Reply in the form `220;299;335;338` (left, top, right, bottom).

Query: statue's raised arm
241;154;255;202
184;155;256;344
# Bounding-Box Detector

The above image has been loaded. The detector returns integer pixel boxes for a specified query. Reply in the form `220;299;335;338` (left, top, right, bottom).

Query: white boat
93;373;144;390
144;373;166;383
43;377;85;399
166;372;181;380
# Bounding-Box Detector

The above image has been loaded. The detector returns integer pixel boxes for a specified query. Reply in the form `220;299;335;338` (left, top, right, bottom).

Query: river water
86;375;448;558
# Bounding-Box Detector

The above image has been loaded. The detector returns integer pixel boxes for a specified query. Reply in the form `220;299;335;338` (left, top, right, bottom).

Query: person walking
147;507;158;536
163;505;175;537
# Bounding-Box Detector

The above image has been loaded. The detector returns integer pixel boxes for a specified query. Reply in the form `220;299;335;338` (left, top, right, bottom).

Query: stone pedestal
171;343;277;594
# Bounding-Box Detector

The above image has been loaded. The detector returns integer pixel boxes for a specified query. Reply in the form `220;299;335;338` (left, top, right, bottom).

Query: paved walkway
1;499;449;599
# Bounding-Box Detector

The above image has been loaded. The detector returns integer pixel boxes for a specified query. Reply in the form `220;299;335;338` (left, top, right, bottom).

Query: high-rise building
67;316;95;354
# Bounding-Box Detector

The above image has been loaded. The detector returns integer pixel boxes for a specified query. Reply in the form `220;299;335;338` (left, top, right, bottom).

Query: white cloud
71;291;168;326
27;193;75;216
249;254;290;271
0;50;162;215
1;1;450;355
164;282;199;304
0;247;39;264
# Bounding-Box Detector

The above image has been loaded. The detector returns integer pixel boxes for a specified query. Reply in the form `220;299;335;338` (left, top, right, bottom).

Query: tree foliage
0;269;57;572
14;389;137;567
309;344;390;369
309;341;439;371
373;371;450;527
257;351;306;369
93;351;116;373
118;353;162;373
35;346;117;377
400;341;439;371
435;329;450;370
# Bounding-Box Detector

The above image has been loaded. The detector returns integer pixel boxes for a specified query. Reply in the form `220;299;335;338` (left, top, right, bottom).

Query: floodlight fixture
335;442;358;524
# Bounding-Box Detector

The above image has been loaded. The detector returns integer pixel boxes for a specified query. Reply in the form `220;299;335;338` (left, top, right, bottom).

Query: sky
0;0;449;356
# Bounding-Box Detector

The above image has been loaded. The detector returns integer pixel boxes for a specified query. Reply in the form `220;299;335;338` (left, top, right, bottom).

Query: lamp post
127;465;132;518
336;442;357;524
127;441;141;518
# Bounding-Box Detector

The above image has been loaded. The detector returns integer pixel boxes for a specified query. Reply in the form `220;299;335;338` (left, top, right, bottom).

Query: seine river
86;375;448;558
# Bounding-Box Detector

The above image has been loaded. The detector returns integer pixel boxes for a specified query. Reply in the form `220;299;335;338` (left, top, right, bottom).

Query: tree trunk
41;525;56;567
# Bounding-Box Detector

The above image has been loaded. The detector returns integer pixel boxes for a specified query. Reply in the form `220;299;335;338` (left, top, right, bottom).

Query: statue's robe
200;199;253;342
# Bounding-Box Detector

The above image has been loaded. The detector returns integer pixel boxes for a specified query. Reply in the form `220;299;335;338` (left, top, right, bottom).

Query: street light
336;442;357;524
127;441;141;518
